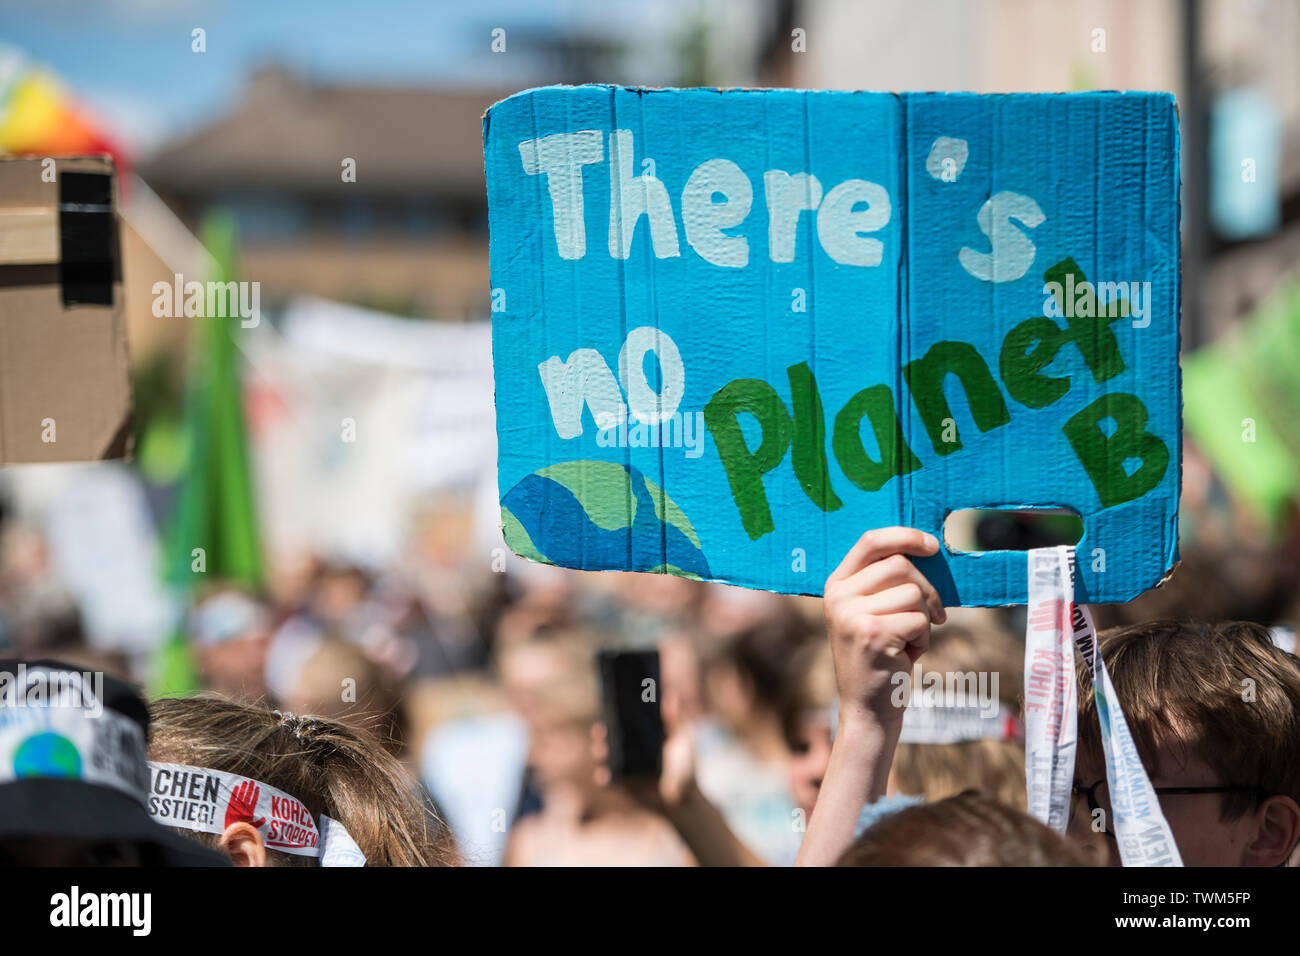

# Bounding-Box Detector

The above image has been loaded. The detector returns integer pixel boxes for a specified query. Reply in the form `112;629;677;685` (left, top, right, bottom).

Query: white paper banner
147;762;365;866
1024;546;1182;866
1068;593;1183;867
1023;546;1078;832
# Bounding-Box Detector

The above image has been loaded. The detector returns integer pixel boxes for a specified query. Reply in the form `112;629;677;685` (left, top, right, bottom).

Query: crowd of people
2;493;1299;867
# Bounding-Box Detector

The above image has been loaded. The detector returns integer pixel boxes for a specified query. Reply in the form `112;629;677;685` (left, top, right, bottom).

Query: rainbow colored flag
0;45;127;172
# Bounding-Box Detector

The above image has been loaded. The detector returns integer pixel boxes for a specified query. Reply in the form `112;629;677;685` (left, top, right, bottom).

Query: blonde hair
289;638;405;755
149;695;458;866
497;628;601;727
781;638;836;746
890;622;1026;809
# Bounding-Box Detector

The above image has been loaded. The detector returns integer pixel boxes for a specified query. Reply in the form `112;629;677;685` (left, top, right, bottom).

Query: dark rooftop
141;68;515;201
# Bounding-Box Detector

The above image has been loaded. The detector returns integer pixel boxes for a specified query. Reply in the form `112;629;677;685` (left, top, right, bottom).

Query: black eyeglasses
1071;779;1270;837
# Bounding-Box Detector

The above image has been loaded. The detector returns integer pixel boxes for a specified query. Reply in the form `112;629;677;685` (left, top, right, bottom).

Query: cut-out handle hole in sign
943;507;1083;554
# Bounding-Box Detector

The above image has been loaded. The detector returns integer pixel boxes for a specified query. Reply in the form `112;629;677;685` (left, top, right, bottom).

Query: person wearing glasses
1067;620;1300;867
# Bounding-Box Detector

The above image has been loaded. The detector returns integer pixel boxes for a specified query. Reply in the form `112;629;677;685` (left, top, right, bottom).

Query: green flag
152;209;264;697
1184;278;1300;531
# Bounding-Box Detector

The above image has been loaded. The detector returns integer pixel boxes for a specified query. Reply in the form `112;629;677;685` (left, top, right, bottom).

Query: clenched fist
823;527;946;731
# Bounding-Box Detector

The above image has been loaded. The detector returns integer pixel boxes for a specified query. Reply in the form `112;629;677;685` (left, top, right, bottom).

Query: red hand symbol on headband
225;780;266;831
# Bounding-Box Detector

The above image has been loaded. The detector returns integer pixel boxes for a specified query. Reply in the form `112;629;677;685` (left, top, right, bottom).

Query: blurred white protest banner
2;462;178;655
241;296;495;569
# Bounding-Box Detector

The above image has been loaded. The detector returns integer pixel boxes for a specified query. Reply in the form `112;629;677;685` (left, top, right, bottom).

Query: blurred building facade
789;0;1300;345
141;68;509;321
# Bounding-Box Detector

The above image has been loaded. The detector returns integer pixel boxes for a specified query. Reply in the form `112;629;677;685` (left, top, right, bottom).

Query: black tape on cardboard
58;171;115;306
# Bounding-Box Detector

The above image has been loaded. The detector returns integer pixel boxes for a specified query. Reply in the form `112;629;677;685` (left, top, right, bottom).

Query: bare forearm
665;783;768;867
795;713;899;866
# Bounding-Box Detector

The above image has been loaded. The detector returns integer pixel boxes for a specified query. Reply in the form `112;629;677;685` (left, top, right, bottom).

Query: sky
0;0;716;154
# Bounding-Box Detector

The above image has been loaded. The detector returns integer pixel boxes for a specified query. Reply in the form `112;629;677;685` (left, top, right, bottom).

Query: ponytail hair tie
274;710;319;739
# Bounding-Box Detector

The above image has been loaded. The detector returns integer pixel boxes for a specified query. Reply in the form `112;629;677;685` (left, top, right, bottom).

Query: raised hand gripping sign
484;86;1180;606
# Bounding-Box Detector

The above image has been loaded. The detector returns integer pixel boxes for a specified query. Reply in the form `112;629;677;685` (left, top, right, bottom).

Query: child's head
781;639;836;816
188;589;273;701
282;637;405;754
497;628;594;727
780;621;1026;817
703;619;804;733
1071;620;1300;867
149;695;457;866
496;630;601;794
888;621;1026;809
837;790;1094;866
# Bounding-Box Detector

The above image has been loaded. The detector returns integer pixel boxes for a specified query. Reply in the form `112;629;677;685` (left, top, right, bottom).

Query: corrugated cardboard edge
0;154;134;463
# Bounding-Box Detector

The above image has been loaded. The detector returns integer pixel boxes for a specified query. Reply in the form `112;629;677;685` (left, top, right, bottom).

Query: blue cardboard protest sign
484;86;1180;606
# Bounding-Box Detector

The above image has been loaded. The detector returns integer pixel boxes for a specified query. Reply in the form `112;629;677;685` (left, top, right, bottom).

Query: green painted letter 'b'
704;379;793;540
1063;392;1169;508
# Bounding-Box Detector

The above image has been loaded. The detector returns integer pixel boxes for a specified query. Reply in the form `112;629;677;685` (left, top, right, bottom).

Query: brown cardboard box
0;155;132;462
